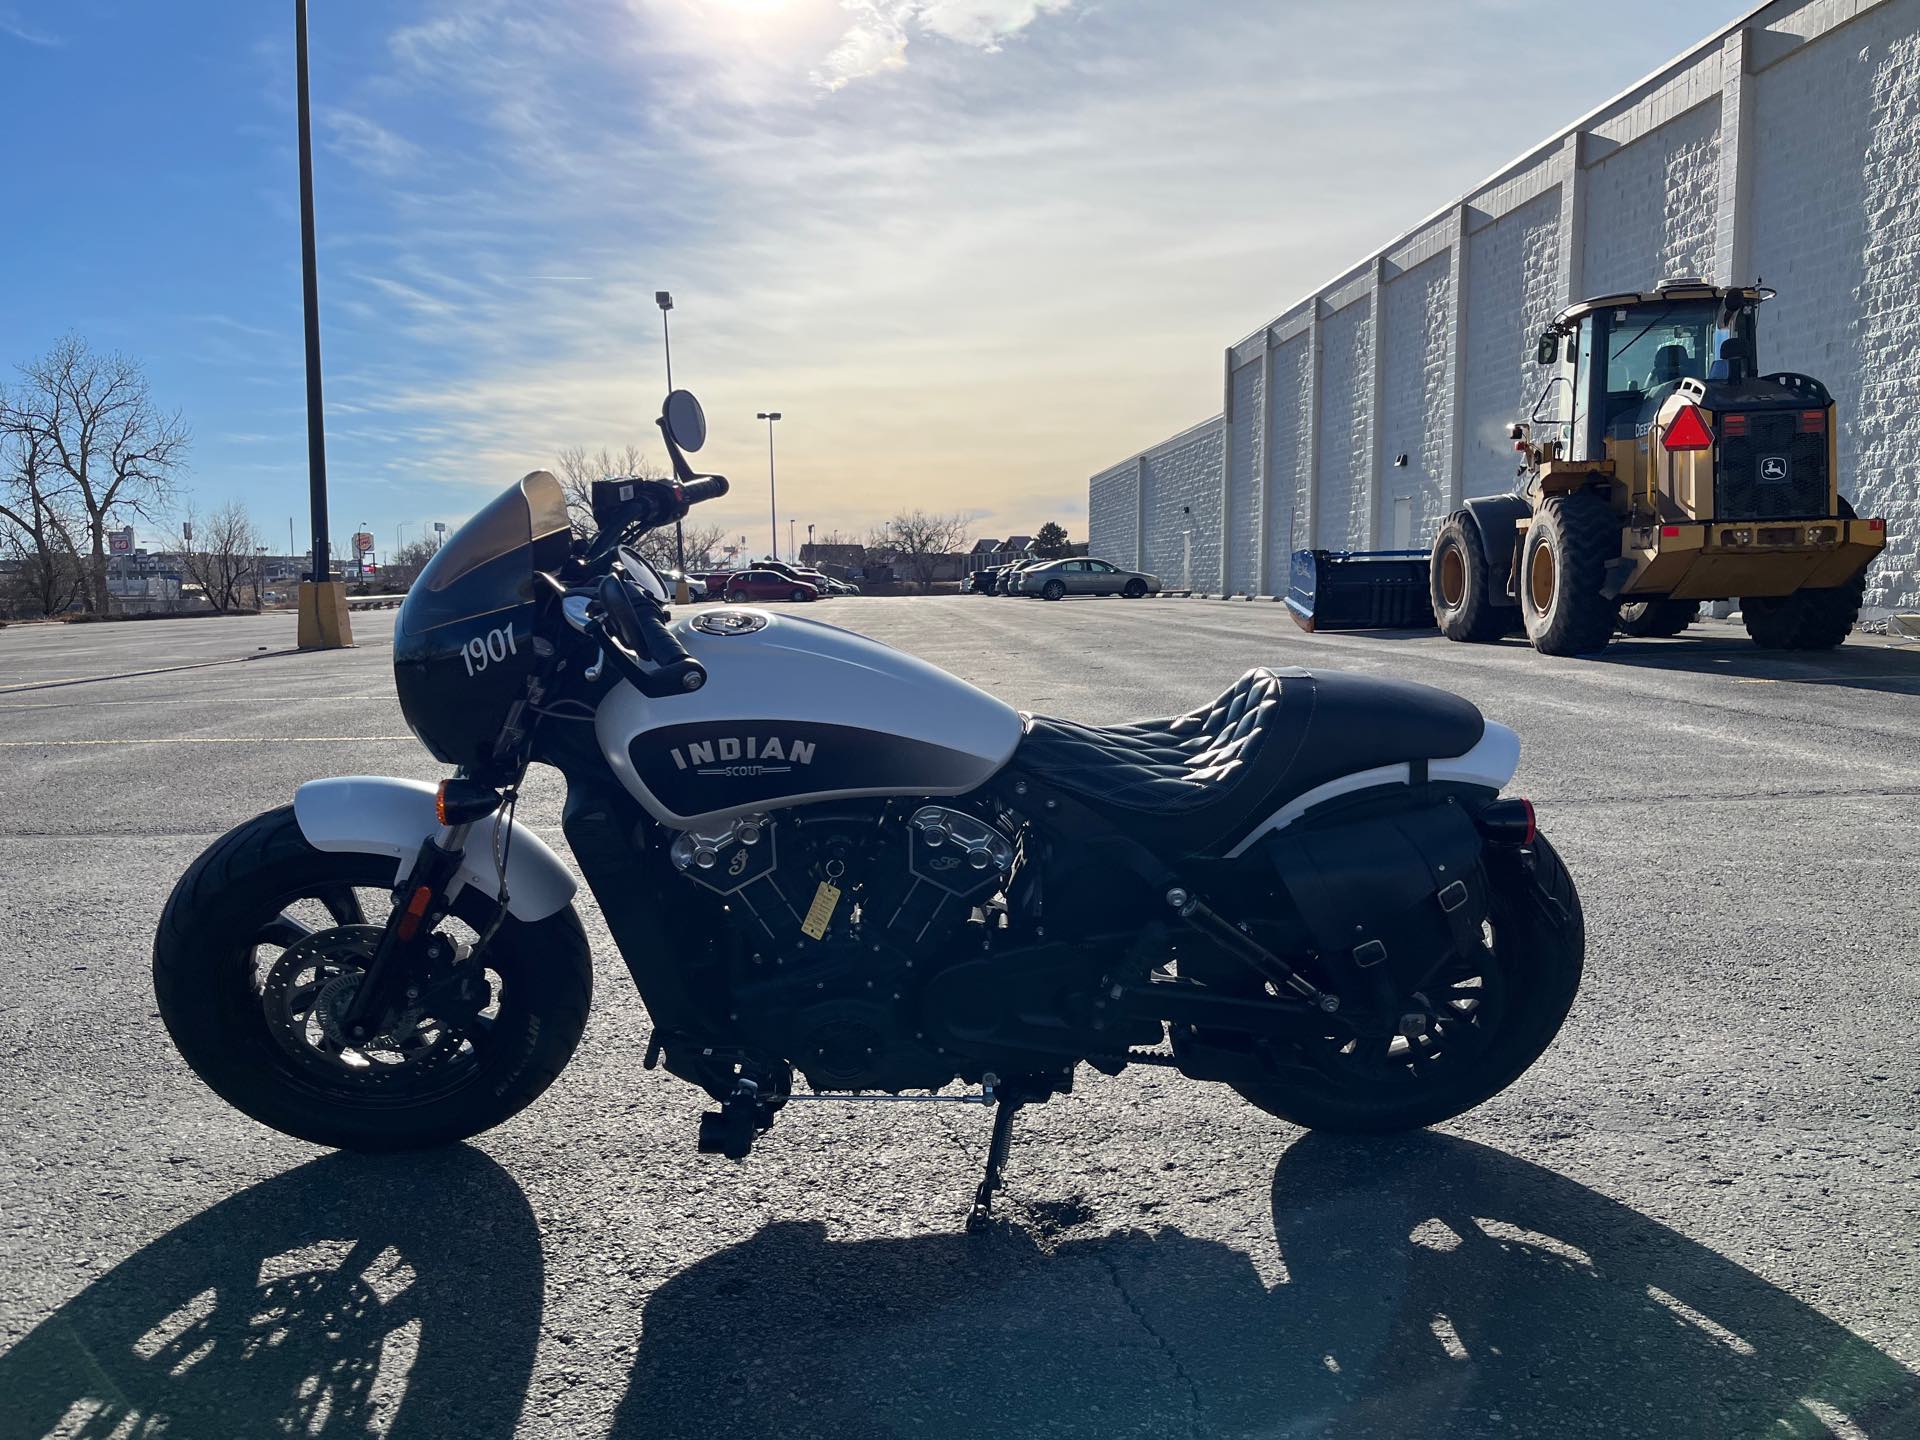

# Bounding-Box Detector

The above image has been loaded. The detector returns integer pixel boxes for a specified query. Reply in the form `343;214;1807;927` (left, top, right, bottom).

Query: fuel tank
596;607;1024;826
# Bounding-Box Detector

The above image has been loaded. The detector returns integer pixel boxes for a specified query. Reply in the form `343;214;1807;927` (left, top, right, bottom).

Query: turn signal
436;777;503;826
1661;405;1714;452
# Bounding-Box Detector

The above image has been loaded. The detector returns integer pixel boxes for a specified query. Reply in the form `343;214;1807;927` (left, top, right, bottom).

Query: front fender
292;776;577;922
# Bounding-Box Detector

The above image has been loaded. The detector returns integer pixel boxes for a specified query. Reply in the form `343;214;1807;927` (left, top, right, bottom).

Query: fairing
596;608;1023;826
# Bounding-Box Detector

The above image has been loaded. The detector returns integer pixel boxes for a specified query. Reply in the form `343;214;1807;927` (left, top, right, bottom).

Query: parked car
749;559;847;597
967;568;999;594
724;569;820;602
997;560;1049;595
1014;557;1161;600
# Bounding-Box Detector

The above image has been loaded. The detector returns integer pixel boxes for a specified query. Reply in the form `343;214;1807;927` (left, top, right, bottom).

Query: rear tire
1617;597;1698;638
1230;834;1584;1134
1520;492;1619;656
1743;498;1867;649
1042;579;1066;601
154;807;592;1152
1430;511;1510;642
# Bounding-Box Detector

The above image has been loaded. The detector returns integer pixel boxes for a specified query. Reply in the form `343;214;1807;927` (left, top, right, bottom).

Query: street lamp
395;521;409;555
756;411;782;559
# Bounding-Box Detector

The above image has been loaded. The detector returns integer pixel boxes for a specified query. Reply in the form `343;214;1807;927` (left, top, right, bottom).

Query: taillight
1869;518;1886;532
1661;405;1713;452
1798;409;1826;433
1719;413;1748;438
1475;798;1537;846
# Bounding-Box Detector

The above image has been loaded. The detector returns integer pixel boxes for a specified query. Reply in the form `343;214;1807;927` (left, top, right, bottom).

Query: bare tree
9;337;189;612
176;501;262;612
0;393;86;617
384;536;440;589
874;510;972;593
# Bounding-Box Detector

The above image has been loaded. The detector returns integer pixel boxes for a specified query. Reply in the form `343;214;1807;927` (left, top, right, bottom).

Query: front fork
335;816;482;1040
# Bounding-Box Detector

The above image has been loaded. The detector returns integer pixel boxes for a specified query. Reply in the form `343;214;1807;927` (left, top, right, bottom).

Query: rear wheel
1617;597;1699;638
1744;497;1866;649
1228;834;1583;1134
154;807;591;1151
1042;579;1066;601
1520;492;1619;656
1430;511;1510;642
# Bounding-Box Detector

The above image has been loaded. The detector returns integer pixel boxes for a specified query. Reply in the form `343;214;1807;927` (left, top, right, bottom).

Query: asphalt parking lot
3;598;1918;1439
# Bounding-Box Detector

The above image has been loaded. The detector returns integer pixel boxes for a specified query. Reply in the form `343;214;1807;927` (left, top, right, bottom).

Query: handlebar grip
680;476;729;506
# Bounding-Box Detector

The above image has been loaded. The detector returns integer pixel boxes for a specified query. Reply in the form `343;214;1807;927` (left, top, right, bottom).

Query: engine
666;802;1018;1092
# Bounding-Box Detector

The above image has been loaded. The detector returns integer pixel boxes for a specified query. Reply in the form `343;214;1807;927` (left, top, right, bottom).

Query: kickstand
966;1093;1022;1233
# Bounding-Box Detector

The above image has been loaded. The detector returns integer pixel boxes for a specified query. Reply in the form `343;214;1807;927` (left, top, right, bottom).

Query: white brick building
1088;0;1920;611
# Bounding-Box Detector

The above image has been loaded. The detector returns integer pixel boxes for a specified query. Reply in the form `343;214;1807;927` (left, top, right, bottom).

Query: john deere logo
1760;455;1789;481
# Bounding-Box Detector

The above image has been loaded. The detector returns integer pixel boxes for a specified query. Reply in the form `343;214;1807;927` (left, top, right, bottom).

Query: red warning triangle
1662;404;1714;452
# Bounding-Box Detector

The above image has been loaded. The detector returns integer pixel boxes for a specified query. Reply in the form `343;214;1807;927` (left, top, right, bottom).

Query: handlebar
593;574;707;697
680;475;729;506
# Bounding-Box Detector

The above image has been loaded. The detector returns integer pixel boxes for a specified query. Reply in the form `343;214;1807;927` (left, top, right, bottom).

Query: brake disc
261;925;471;1086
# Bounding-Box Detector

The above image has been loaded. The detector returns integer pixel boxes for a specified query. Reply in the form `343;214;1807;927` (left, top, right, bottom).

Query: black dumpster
1285;549;1436;632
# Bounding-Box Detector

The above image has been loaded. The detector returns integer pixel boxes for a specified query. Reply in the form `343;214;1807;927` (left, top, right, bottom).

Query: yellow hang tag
800;880;842;941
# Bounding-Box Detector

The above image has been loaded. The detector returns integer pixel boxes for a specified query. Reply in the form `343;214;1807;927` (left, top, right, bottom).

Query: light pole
756;411;782;559
807;522;815;551
395;521;409;558
789;518;796;560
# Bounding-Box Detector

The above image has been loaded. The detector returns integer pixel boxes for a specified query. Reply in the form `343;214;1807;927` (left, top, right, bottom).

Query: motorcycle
153;389;1583;1229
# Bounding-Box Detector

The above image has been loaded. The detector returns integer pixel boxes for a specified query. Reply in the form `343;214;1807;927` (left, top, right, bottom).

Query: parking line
0;736;415;747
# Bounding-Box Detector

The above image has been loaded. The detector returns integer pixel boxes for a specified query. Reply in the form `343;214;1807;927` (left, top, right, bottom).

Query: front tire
1430;512;1510;642
1123;579;1147;599
1229;833;1584;1134
1617;597;1698;638
154;806;591;1151
1520;492;1619;655
791;588;810;603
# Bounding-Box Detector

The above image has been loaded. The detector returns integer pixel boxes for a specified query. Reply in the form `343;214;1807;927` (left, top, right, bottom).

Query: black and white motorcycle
154;391;1583;1227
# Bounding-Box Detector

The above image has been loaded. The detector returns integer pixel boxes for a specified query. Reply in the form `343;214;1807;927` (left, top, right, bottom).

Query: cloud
0;6;60;46
815;0;1074;88
324;111;425;178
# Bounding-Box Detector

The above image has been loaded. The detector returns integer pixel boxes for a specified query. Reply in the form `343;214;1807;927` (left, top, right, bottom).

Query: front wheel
1229;833;1584;1134
1430;512;1510;642
791;588;811;602
153;806;592;1151
1123;579;1147;599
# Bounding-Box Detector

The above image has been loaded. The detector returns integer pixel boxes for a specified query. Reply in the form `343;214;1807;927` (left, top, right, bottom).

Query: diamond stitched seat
1012;667;1485;856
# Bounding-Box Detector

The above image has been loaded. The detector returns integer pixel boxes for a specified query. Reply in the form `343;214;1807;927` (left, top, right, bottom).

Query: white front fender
293;776;577;922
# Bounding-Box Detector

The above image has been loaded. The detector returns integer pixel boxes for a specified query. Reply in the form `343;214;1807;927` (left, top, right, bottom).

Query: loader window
1605;302;1716;415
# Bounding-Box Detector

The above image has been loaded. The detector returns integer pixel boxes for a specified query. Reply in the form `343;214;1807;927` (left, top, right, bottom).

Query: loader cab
1533;280;1764;464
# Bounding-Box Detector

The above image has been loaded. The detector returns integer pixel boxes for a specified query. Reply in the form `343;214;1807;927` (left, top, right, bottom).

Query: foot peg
697;1079;771;1160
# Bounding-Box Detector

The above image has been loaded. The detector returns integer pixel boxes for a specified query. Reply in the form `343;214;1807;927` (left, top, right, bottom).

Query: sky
0;0;1755;560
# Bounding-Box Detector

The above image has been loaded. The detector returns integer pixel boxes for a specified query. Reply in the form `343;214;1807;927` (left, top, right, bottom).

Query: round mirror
663;390;707;454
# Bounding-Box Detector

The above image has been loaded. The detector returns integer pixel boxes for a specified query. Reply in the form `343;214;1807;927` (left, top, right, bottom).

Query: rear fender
1224;722;1521;858
1461;495;1533;603
292;776;576;922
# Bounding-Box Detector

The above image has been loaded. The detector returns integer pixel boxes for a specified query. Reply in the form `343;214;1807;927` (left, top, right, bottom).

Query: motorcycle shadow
0;1146;541;1440
614;1131;1920;1440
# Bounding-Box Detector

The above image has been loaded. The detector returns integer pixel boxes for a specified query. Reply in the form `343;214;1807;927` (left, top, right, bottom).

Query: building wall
1089;0;1920;609
1314;299;1374;549
1379;253;1455;548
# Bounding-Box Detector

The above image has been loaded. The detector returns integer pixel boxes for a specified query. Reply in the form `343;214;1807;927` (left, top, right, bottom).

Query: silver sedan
1014;557;1161;600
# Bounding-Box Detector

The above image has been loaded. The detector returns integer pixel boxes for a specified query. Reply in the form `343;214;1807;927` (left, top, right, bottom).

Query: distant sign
109;527;133;555
433;521;446;535
353;531;375;556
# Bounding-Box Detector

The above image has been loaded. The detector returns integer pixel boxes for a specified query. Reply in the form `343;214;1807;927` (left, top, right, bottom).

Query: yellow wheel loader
1429;278;1886;656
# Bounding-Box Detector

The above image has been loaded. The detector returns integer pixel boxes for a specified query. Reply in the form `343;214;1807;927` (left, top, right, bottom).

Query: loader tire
1741;497;1869;650
1617;597;1698;638
1742;575;1865;650
1520;492;1618;656
1430;512;1511;643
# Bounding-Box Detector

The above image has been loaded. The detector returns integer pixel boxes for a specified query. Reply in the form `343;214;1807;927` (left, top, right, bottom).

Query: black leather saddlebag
1263;800;1487;1002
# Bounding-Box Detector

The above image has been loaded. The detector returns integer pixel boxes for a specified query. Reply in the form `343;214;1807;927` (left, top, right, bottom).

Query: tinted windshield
398;471;570;633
